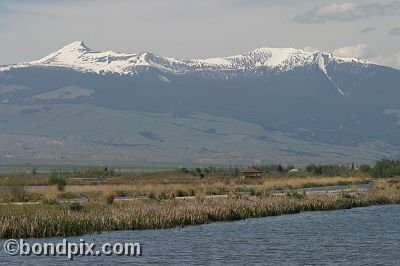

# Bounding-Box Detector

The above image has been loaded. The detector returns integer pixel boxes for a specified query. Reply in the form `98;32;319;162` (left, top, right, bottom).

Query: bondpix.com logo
3;239;142;260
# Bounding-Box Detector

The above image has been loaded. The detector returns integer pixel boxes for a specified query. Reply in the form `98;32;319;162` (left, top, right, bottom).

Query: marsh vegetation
0;161;399;238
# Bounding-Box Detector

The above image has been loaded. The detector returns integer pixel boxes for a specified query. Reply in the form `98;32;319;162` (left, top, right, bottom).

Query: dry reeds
1;187;399;239
263;176;368;190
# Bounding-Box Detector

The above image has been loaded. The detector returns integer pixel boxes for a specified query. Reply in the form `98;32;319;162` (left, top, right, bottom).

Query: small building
240;167;262;178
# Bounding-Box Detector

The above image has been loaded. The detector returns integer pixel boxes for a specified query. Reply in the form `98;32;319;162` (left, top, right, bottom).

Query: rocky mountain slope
0;42;399;165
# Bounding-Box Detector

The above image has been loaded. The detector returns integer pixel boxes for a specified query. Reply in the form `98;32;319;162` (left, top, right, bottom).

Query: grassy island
1;183;400;238
0;162;399;238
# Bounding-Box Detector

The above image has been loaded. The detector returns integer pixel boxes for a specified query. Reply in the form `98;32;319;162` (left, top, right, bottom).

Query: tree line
178;159;400;178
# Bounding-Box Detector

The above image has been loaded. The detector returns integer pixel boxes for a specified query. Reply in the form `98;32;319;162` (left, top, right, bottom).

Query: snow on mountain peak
62;41;90;51
32;41;91;64
1;41;370;75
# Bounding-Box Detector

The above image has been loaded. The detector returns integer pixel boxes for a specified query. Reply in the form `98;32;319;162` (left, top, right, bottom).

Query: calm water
1;205;400;265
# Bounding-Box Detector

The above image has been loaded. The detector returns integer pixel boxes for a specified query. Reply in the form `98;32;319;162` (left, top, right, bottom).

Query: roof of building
240;167;262;173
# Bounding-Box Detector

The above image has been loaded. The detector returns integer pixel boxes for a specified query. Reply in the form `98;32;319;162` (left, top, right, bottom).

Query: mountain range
0;41;399;165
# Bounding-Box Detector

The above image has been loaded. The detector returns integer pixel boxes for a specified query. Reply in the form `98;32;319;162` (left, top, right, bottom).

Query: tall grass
263;176;368;190
0;175;28;202
20;175;368;202
0;187;399;239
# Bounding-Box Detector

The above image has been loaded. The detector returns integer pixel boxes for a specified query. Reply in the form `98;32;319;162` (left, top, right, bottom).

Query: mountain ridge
0;41;370;77
0;41;399;164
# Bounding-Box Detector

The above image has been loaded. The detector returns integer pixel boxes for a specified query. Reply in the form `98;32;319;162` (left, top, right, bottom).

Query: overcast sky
0;0;399;68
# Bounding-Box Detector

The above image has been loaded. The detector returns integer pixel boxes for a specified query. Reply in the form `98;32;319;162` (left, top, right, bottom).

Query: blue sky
0;0;399;68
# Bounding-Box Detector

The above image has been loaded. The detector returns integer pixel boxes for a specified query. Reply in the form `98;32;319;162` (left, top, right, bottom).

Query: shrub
305;164;351;176
32;167;38;175
48;173;66;191
177;167;189;174
43;196;58;205
148;192;156;200
286;191;307;199
176;190;189;197
69;202;84;211
74;167;114;179
4;176;27;202
157;192;171;200
371;160;400;178
105;193;115;204
359;164;371;173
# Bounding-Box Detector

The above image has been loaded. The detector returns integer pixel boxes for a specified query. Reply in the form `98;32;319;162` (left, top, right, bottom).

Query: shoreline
1;187;399;239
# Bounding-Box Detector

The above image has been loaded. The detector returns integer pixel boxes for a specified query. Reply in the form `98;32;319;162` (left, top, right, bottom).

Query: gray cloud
360;27;376;33
333;44;373;58
389;27;400;36
304;44;400;69
235;0;321;7
371;51;400;69
0;0;399;70
294;1;400;24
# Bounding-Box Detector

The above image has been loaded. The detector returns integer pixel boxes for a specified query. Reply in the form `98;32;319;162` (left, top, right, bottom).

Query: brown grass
15;175;369;203
0;185;399;239
263;176;368;190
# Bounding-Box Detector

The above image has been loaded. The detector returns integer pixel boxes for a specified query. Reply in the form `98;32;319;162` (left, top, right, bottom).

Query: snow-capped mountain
1;41;368;75
0;41;399;164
